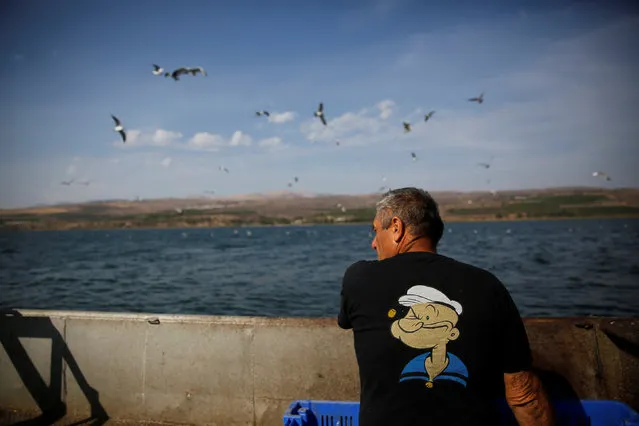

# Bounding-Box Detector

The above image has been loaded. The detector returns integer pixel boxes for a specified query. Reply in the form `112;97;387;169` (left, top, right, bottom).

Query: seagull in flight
219;166;229;173
477;156;495;169
256;110;270;117
424;111;435;122
314;102;327;126
77;180;92;186
152;64;164;75
411;152;417;161
61;179;75;186
593;171;611;181
111;115;126;143
403;122;411;133
468;92;484;104
294;176;299;183
165;67;190;81
188;66;207;77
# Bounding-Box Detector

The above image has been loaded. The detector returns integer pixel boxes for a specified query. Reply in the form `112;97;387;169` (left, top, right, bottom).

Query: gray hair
376;187;445;246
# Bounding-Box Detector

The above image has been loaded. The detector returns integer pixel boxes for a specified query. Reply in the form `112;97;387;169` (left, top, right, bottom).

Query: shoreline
1;214;637;232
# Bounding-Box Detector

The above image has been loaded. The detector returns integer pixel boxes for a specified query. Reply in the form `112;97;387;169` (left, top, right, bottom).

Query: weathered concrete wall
0;310;637;426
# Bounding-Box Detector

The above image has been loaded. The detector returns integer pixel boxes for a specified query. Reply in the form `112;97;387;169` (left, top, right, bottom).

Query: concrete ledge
1;310;637;425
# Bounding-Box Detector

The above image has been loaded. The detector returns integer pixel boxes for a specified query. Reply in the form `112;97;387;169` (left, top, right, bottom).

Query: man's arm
492;275;555;426
337;289;352;329
504;370;555;426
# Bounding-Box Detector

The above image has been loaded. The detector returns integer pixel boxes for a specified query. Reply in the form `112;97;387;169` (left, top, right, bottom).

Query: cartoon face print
389;285;468;388
391;302;460;349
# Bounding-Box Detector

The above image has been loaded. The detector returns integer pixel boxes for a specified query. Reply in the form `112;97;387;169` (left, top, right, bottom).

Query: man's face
371;215;396;260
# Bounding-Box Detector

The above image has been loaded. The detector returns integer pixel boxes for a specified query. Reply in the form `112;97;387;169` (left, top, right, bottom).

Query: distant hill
1;187;638;231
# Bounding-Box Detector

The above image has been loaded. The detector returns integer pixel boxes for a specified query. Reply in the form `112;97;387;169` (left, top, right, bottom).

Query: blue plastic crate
283;400;358;426
283;399;639;426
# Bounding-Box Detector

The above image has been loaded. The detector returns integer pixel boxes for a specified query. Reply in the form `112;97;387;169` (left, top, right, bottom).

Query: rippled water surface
1;219;638;317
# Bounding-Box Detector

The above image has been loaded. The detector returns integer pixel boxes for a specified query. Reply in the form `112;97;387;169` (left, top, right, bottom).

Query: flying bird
165;67;190;81
468;92;484;104
403;122;411;133
294;176;299;183
152;64;164;75
477;156;495;169
60;179;75;186
256;110;270;117
411;152;417;161
188;66;207;77
314;102;327;126
77;180;92;186
335;140;340;146
219;166;229;173
593;171;611;181
424;111;435;122
174;208;183;215
111;115;126;142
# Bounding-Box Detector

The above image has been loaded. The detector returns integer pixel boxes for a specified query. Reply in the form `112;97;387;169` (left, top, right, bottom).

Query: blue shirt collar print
399;352;469;387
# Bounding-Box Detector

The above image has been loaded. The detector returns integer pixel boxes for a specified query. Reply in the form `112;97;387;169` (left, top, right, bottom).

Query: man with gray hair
338;187;554;426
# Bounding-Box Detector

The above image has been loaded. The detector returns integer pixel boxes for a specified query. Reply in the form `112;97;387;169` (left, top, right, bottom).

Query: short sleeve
497;283;533;373
337;261;365;330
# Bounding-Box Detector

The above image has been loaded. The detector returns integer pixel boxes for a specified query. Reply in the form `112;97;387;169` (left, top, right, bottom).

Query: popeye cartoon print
389;285;468;388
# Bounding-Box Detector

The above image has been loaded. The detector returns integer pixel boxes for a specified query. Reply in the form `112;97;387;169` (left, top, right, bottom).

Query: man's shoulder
341;259;377;289
441;254;502;284
344;259;377;279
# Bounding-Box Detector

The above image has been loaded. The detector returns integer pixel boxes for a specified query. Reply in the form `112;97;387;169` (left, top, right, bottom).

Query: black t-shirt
338;251;532;426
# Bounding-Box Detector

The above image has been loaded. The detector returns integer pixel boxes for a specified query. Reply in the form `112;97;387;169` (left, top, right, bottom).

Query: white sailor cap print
398;285;463;315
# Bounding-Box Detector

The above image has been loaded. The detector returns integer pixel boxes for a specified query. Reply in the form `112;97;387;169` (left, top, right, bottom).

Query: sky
0;0;638;208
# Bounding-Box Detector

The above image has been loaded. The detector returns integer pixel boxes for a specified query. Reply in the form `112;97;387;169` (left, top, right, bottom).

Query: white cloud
229;130;252;146
160;157;172;167
115;128;257;151
258;137;283;148
377;99;395;120
188;132;225;151
268;111;297;124
299;106;387;146
152;129;182;146
113;128;182;147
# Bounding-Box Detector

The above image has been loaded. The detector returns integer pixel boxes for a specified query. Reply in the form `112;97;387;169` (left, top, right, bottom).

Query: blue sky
1;0;638;208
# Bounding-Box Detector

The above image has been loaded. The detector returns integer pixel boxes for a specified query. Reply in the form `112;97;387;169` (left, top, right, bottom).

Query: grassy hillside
1;188;638;231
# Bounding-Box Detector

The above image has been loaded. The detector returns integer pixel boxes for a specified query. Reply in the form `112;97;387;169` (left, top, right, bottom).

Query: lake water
1;219;638;318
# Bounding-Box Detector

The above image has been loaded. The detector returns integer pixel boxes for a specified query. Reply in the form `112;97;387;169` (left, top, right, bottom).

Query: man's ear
391;217;405;243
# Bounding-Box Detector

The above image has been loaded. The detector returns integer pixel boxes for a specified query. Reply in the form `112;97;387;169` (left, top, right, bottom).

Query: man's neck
398;235;436;255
